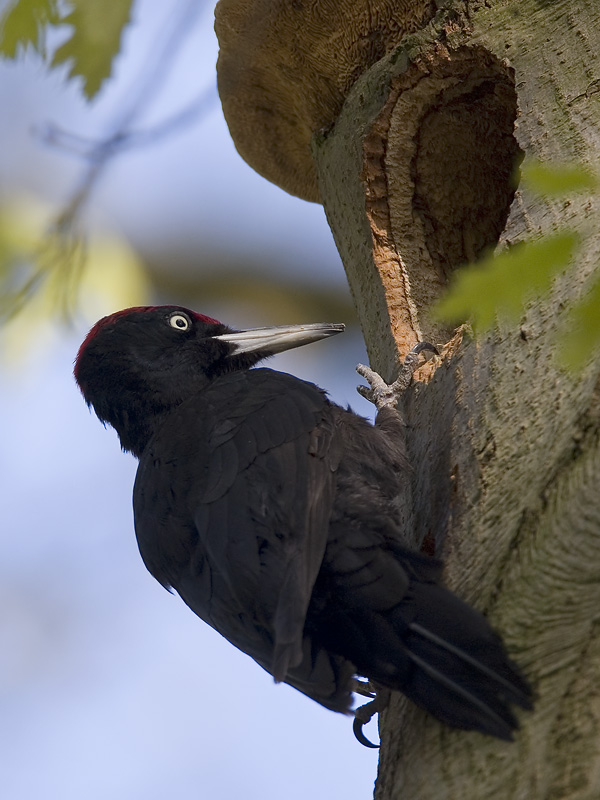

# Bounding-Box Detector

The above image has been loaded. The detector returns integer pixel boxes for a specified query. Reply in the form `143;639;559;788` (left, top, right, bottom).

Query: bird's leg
356;342;439;411
353;687;392;748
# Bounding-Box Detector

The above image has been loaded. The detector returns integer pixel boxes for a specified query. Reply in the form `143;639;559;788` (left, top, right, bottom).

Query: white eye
168;313;191;331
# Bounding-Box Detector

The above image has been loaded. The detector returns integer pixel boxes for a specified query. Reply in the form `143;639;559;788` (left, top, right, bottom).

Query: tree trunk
313;0;600;797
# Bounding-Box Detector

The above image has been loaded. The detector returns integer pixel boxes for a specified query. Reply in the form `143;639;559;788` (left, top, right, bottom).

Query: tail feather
390;582;532;739
408;620;532;706
405;647;519;740
310;547;533;739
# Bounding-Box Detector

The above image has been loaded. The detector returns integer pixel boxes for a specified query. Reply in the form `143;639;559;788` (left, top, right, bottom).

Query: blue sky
0;2;383;798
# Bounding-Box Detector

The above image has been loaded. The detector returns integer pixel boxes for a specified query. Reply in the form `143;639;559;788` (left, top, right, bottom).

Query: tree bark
313;0;600;797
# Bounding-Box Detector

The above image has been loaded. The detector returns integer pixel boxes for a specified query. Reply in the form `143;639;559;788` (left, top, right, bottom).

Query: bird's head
74;305;344;456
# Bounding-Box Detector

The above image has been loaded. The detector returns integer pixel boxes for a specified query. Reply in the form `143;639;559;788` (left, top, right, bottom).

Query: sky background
0;1;383;798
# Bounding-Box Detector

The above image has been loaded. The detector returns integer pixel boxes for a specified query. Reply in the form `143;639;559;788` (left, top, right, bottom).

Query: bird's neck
113;406;171;458
98;380;197;458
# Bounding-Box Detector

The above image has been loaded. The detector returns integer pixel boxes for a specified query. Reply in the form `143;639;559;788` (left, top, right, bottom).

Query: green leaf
433;233;579;332
51;0;133;100
0;0;60;58
558;272;600;371
522;160;598;196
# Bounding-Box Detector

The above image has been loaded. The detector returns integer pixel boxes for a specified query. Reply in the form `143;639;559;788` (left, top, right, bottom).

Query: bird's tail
382;581;533;740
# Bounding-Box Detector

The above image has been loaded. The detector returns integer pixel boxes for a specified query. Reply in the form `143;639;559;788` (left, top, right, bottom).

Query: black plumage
75;305;532;741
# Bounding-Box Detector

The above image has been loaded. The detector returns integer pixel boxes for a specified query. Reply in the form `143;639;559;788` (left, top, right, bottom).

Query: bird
74;304;532;744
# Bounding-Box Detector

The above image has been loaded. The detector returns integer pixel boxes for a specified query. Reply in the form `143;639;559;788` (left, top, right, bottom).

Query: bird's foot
353;687;391;749
356;342;439;411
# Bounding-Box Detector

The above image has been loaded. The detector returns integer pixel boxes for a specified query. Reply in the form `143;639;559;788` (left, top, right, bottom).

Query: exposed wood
314;27;521;373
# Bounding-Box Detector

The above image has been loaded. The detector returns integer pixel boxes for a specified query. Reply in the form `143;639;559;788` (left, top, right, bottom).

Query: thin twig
3;0;214;321
36;85;216;160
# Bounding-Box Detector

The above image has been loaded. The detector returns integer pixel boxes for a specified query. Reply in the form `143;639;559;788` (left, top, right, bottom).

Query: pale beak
214;322;345;356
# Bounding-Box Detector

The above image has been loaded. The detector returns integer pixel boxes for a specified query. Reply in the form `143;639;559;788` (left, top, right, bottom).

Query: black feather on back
134;368;354;711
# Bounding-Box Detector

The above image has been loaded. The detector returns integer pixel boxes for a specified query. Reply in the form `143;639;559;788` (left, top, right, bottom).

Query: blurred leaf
0;196;150;363
0;199;80;320
558;272;600;372
433;233;579;332
0;0;59;58
522;160;598;196
50;0;133;99
0;0;132;98
77;231;150;320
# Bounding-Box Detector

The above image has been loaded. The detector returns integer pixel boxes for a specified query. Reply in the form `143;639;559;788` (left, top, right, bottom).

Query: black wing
133;368;353;710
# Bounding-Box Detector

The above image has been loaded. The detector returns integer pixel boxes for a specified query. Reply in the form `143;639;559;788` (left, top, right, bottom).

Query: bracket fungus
215;0;521;362
215;0;436;202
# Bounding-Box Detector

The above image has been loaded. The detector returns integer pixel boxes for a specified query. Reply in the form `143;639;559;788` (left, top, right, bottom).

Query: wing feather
134;368;341;688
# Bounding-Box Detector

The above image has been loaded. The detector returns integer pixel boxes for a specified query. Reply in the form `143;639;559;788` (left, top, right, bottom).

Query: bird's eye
168;313;191;331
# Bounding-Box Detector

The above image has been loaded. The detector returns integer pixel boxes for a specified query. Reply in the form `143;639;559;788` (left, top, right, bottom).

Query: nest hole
411;49;521;280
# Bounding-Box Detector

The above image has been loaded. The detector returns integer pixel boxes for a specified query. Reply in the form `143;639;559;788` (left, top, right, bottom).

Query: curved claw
353;716;380;749
409;341;439;357
356;384;374;403
352;677;377;698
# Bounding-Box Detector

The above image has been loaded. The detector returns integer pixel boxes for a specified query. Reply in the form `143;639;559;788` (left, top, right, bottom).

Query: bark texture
313;0;600;797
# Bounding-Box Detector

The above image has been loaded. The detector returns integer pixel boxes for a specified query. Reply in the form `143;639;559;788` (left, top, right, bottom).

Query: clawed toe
352;687;391;748
356;343;438;411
